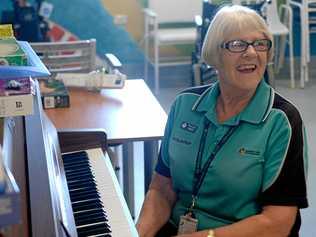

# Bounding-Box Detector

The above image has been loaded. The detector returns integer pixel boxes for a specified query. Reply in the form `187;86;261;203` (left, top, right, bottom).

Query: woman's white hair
201;5;273;67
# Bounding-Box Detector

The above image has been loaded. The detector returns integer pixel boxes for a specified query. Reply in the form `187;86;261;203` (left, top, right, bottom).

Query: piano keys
62;148;138;237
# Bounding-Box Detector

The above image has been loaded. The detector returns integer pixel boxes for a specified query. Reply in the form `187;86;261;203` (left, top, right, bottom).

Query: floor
140;61;316;236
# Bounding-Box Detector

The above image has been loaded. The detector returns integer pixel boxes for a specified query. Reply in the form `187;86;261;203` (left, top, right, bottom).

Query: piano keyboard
62;148;138;237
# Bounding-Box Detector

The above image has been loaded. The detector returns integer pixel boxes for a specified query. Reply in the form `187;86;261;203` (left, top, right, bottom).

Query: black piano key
62;151;88;160
74;209;106;219
72;201;103;213
70;187;98;197
64;161;90;169
63;158;89;166
69;186;98;196
70;192;100;203
74;211;107;223
64;163;91;173
68;184;97;193
66;172;94;181
77;222;111;237
70;187;99;198
75;215;107;227
67;179;96;190
65;166;90;174
65;169;92;178
63;156;89;164
64;163;90;171
66;172;93;181
67;176;95;185
65;166;92;174
74;208;106;219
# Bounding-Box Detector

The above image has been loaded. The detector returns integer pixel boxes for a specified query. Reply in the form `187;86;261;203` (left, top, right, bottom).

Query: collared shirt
156;80;308;232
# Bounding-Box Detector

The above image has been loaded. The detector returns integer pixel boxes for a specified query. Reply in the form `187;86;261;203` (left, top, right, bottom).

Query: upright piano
1;82;138;237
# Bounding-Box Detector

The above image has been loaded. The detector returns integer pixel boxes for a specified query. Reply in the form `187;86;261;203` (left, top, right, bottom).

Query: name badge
177;214;198;234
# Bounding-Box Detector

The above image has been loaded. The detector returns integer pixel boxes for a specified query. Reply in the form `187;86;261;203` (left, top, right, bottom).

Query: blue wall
49;0;144;64
1;0;145;64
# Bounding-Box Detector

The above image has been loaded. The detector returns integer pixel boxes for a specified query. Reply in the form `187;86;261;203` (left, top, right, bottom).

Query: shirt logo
239;148;261;156
180;122;197;133
172;136;192;145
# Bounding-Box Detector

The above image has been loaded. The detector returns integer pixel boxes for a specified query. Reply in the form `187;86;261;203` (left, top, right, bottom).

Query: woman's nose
242;45;257;57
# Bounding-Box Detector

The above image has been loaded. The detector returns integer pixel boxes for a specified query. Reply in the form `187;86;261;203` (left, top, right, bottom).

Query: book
39;79;70;109
0;38;28;66
0;41;50;79
0;77;32;96
0;93;33;117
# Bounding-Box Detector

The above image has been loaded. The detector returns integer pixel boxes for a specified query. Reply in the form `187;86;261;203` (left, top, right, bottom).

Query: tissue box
0;38;28;66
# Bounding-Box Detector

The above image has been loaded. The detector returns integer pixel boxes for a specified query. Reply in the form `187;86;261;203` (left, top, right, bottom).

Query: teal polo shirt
156;80;308;233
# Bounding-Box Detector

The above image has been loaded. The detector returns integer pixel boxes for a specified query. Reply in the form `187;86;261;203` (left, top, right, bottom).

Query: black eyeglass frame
221;39;272;53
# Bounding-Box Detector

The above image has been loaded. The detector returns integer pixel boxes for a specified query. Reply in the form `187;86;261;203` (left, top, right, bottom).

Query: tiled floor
148;63;316;236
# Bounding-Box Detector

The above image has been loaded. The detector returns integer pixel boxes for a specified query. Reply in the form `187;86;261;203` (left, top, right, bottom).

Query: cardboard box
39;79;70;109
0;93;33;117
0;38;28;66
0;24;14;38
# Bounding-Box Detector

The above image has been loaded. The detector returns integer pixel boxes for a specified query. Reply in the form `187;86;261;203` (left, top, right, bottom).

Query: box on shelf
0;93;33;117
0;24;14;38
0;38;27;66
39;79;70;109
0;77;33;96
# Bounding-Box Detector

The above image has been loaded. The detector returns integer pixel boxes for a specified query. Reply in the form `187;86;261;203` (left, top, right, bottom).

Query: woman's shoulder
271;91;303;125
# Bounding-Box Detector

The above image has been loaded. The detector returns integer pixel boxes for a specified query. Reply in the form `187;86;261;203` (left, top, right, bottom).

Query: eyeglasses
221;39;272;53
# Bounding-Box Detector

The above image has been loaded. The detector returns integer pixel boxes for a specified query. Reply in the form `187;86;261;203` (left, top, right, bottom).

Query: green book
0;38;28;66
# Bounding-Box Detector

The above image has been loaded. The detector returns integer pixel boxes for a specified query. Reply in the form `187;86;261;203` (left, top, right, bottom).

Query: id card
177;214;198;234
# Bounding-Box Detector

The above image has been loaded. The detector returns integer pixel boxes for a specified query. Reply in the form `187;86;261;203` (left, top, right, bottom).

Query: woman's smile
236;63;257;73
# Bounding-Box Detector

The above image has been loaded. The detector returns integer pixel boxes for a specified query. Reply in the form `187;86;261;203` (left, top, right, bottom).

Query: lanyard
188;119;236;214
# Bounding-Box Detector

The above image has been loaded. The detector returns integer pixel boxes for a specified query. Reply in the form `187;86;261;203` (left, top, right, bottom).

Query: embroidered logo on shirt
180;122;198;133
239;148;261;156
172;136;192;145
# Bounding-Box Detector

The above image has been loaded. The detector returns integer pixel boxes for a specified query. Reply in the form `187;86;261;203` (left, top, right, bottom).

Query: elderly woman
136;5;308;237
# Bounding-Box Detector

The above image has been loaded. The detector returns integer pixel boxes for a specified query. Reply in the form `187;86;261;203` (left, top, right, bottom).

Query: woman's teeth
237;64;257;72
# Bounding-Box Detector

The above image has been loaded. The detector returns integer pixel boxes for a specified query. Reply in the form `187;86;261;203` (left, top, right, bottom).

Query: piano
1;81;138;237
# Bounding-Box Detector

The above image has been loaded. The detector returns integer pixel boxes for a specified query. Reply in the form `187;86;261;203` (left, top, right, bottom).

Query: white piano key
86;148;138;237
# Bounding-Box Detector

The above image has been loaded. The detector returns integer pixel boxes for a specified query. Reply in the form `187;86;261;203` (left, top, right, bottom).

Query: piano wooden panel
1;117;29;237
25;82;77;237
